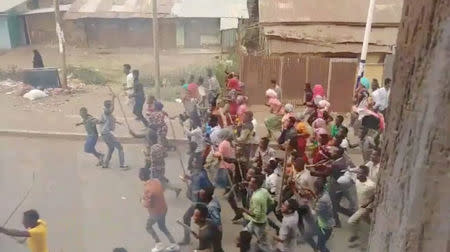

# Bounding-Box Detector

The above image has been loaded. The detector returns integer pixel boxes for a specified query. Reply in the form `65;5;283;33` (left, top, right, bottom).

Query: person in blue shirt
179;167;213;246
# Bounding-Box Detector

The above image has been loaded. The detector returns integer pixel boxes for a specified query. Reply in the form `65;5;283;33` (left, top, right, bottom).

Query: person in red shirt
139;168;179;252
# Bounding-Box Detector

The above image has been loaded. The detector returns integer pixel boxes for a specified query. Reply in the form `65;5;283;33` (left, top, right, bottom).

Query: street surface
0;136;368;252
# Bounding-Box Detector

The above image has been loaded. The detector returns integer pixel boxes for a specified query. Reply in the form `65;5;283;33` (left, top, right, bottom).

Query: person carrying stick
99;93;128;169
0;210;48;252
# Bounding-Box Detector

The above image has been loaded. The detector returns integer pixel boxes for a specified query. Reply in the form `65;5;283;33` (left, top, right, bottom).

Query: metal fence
240;55;357;112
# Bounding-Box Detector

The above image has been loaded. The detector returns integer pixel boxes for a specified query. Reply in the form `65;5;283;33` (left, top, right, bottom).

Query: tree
369;1;449;251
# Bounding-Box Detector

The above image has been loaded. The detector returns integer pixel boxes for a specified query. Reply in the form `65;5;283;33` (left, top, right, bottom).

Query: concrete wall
365;53;386;86
0;16;12;49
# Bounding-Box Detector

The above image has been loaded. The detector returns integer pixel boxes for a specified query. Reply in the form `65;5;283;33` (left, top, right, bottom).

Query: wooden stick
225;168;240;206
168;118;186;176
106;85;130;130
176;220;198;237
277;145;289;209
3;171;36;226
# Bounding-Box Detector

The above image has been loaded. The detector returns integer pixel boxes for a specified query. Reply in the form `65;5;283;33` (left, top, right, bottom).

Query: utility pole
152;0;160;98
54;0;67;88
355;0;376;89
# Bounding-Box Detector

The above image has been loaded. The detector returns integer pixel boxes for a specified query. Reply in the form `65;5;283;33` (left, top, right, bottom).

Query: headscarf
187;83;199;98
360;77;370;90
265;88;278;99
315;127;328;137
295;112;305;121
154;101;164;111
313;84;325;99
312;118;326;130
217;128;233;142
318;100;330;110
317;99;331;118
284;103;294;113
296;122;308;135
236;95;248;104
228;78;240;90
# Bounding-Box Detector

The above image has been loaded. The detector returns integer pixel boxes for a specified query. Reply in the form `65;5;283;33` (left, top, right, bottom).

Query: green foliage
140;55;239;101
67;65;107;85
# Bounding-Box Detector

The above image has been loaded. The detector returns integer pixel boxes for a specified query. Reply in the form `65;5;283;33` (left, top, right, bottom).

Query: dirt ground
0;46;222;83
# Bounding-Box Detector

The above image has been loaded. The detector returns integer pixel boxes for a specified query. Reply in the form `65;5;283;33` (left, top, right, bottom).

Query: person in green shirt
240;175;274;252
331;115;344;137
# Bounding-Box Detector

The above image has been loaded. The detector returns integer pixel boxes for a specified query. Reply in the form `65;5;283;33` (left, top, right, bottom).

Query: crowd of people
0;62;391;252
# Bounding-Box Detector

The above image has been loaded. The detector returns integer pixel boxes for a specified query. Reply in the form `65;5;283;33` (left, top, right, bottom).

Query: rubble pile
0;78;88;101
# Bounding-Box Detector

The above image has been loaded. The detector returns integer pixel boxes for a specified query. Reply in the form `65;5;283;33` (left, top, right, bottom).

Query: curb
0;129;188;145
0;129;361;155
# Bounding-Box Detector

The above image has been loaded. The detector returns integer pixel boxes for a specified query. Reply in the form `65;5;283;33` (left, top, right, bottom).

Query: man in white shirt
123;64;134;108
365;148;381;181
264;158;282;200
371;78;391;113
347;165;376;245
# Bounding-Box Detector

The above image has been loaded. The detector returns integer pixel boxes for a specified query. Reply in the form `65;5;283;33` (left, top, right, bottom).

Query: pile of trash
0;78;87;101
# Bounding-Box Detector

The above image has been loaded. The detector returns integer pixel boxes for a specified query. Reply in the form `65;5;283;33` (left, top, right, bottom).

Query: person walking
99;94;127;169
76;107;104;166
347;165;376;247
139;168;179;252
130;70;147;126
32;50;44;68
274;199;300;252
192;204;223;252
240;175;274;252
314;179;335;252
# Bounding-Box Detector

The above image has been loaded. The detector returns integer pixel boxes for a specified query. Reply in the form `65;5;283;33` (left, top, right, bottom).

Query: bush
67;65;107;85
139;56;239;101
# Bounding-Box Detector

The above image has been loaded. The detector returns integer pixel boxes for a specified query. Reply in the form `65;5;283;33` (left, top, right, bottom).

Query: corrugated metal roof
65;0;249;19
263;25;398;46
220;18;238;30
65;0;176;19
22;4;71;15
0;0;27;13
172;0;248;18
259;0;403;24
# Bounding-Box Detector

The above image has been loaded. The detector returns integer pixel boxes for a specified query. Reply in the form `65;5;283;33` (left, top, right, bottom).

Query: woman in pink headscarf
312;84;326;105
236;95;249;122
264;88;284;138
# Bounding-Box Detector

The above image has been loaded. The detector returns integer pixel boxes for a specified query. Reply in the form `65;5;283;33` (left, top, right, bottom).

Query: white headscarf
265;88;278;99
284;103;294;113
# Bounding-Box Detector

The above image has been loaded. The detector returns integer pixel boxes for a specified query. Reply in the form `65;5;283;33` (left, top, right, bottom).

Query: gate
240;55;357;112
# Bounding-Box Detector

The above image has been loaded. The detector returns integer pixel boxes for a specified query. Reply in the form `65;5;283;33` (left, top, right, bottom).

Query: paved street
0;136;368;252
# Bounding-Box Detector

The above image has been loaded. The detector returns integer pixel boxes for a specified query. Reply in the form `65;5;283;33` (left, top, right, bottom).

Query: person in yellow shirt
0;209;48;252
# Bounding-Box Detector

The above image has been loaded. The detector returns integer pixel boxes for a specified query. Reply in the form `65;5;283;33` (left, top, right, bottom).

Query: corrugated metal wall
328;59;358;112
240;55;357;112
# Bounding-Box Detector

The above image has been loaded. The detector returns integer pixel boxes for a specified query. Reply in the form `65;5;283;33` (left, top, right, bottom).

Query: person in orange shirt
139;168;179;252
0;209;48;252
